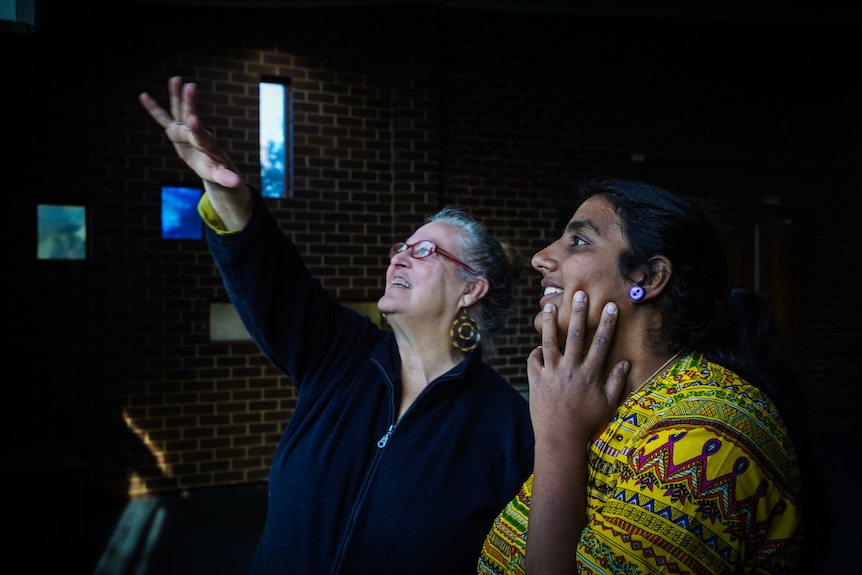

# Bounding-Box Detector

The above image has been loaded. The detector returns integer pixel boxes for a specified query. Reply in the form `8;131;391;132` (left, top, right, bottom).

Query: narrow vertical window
259;77;293;198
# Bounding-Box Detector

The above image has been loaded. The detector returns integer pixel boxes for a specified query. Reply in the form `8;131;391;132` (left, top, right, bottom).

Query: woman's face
377;221;473;328
531;195;630;340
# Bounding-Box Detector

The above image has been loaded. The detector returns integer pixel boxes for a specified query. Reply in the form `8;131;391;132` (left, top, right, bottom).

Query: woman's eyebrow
566;218;600;236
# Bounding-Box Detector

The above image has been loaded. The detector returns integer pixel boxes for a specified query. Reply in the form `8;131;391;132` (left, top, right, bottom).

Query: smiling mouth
543;287;563;296
391;278;412;289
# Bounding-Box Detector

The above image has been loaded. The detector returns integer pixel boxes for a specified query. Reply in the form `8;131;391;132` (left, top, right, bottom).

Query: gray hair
425;207;522;356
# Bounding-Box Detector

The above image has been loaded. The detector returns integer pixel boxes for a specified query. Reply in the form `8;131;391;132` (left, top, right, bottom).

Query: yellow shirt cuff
197;192;244;236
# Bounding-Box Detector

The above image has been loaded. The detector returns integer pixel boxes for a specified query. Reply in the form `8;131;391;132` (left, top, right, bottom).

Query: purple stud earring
629;285;645;302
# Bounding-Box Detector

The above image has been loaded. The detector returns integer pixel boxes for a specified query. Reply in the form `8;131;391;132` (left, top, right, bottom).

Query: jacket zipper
377;424;394;448
331;362;464;572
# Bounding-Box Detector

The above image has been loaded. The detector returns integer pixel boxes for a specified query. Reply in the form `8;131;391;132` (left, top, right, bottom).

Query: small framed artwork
161;185;203;239
37;204;88;260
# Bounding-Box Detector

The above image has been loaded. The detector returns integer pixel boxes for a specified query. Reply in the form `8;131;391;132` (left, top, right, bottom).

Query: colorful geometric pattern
478;352;803;574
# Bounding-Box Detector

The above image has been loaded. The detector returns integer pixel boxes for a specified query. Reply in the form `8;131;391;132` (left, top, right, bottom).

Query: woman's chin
376;295;392;314
533;313;543;334
533;312;566;342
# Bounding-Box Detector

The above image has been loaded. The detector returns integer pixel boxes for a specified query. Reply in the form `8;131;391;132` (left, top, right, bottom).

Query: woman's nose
531;245;555;272
390;249;410;266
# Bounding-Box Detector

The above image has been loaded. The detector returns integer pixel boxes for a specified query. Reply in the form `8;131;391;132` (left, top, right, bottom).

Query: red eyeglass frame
388;240;477;274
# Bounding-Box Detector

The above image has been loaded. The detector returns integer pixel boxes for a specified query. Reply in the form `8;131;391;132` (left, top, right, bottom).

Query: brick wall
5;0;860;511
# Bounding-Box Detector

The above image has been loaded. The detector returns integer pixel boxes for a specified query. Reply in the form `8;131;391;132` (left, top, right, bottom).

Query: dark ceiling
117;1;859;22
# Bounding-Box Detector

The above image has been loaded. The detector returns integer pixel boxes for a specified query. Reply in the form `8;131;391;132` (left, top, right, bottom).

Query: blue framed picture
162;185;203;239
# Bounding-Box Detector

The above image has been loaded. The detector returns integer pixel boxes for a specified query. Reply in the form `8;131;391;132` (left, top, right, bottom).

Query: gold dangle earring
451;307;481;352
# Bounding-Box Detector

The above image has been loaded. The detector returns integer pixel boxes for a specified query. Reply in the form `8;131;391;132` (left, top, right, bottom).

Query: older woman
139;77;534;575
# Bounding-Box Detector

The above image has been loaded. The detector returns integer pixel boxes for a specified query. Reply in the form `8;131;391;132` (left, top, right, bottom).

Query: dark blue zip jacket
205;188;535;575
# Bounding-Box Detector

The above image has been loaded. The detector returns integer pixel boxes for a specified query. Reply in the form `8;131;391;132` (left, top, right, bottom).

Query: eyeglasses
388;240;477;274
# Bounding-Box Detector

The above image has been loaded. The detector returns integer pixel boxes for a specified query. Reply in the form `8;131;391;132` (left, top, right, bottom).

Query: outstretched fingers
138;77;241;189
180;79;200;124
138;76;192;129
138;90;174;129
169;76;183;121
139;76;196;129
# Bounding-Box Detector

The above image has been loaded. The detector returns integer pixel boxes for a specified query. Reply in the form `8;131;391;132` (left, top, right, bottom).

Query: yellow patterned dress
478;352;803;575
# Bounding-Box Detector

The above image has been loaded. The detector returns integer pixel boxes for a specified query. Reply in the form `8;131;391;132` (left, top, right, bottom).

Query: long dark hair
576;177;823;567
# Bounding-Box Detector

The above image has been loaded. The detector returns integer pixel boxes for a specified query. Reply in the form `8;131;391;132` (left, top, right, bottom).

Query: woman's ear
460;276;490;308
641;255;672;299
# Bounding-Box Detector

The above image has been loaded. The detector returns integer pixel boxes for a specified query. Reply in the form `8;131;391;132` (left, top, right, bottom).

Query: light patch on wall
209;302;252;341
210;301;382;341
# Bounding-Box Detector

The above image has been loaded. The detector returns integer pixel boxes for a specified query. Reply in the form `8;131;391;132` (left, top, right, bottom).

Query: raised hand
138;76;242;190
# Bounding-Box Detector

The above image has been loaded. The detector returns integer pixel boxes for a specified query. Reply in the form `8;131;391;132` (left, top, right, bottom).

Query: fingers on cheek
593;333;611;349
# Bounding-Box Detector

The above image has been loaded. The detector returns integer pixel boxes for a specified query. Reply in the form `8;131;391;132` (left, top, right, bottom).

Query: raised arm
138;76;251;231
525;290;628;574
